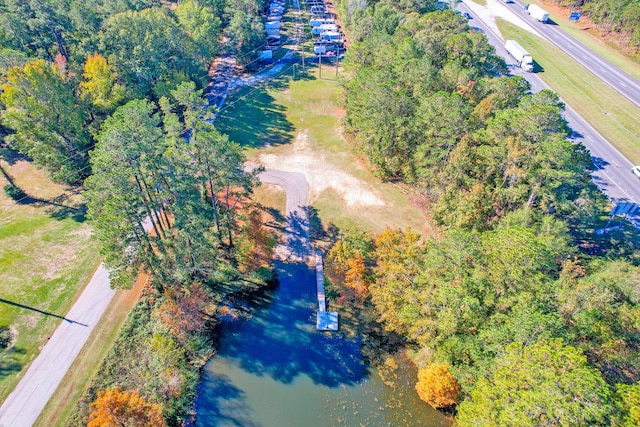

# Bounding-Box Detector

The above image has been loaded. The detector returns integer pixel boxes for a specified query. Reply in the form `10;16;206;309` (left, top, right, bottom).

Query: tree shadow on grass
0;347;25;380
10;190;87;222
307;205;339;244
0;144;29;166
216;85;294;149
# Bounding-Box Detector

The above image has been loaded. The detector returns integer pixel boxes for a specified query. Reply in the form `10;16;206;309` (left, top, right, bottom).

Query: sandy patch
464;0;543;40
259;130;385;207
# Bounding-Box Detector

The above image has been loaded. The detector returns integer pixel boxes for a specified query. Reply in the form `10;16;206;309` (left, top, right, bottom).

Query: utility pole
319;53;322;79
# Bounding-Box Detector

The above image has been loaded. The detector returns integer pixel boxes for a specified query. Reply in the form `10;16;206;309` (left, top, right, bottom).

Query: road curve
256;168;312;261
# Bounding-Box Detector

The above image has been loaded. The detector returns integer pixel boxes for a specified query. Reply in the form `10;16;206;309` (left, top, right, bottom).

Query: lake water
194;262;451;427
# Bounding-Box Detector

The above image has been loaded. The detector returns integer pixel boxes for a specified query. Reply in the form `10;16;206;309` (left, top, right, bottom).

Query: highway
507;0;640;109
459;2;640;227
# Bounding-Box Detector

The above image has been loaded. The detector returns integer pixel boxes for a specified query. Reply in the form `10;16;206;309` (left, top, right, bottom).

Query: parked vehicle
259;50;273;61
309;17;334;27
525;4;549;22
321;31;341;41
266;28;280;37
312;23;338;35
505;39;534;72
265;21;281;30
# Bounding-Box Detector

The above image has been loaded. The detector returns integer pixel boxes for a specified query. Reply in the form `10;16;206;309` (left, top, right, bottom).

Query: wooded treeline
1;1;276;425
329;1;640;425
550;0;640;52
0;0;267;183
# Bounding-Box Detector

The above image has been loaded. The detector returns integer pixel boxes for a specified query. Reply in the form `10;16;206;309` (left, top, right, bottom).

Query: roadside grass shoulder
0;159;102;403
215;67;432;237
531;0;640;79
497;19;640;164
33;276;145;427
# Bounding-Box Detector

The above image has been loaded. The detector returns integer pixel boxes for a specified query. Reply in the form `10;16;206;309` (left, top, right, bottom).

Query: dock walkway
315;251;338;331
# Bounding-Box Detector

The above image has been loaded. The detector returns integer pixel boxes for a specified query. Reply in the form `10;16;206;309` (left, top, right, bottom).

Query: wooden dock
315;251;338;331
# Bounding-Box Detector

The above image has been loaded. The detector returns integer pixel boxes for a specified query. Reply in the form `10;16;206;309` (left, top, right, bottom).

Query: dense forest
549;0;640;52
0;0;266;184
0;0;275;425
329;0;640;425
2;0;640;424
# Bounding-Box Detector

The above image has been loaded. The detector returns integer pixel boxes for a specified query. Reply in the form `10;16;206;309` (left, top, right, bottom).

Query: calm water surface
194;263;451;427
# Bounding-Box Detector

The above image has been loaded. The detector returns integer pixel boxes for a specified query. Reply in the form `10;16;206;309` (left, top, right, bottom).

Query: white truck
505;40;534;72
525;4;549;22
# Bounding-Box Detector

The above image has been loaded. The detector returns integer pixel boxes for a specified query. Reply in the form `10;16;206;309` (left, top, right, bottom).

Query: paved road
0;265;116;427
256;169;312;261
460;2;640;226
508;0;640;109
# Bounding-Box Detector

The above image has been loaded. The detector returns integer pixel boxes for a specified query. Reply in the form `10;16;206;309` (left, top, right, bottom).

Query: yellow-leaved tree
88;386;166;427
81;54;126;112
415;362;462;409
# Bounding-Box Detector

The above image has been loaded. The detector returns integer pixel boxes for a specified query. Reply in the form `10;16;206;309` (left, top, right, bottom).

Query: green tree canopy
1;59;91;183
456;339;615;426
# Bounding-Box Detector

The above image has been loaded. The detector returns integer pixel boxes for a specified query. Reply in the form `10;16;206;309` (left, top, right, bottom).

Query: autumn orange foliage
415;363;462;409
88;386;166;427
158;283;215;342
344;252;369;300
239;209;274;272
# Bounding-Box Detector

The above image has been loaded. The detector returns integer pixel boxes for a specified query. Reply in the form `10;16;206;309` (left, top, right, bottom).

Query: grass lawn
0;156;102;403
216;66;433;238
497;19;640;165
34;276;145;427
532;0;640;80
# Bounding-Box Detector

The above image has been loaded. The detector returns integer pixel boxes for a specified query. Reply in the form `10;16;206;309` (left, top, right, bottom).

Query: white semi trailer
525;4;549;22
505;40;534;72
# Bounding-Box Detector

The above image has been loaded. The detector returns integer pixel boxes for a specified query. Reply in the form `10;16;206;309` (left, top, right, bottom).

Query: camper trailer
309;17;334;27
265;21;281;30
321;31;341;42
312;23;338;35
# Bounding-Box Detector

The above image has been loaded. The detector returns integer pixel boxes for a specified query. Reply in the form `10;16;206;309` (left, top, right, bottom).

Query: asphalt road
507;0;640;109
459;2;640;226
256;169;312;261
0;265;116;427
